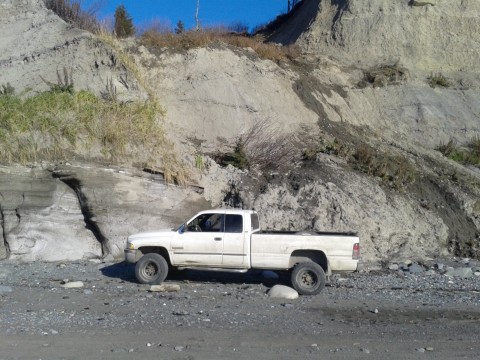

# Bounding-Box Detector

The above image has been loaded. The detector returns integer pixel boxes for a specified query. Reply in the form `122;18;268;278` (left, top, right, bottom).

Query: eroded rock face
0;166;101;261
0;164;210;261
214;156;479;264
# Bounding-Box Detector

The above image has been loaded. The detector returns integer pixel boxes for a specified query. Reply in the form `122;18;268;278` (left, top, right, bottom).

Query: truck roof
196;209;256;215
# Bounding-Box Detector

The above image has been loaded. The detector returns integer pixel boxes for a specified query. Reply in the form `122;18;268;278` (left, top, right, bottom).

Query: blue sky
84;0;289;32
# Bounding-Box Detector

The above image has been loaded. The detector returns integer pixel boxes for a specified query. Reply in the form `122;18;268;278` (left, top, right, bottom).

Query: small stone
57;263;67;268
0;285;13;294
445;267;473;278
50;329;58;335
425;347;434;351
436;263;445;270
60;281;84;288
408;264;424;273
173;311;189;316
425;270;436;276
174;346;184;351
388;264;399;271
268;285;299;299
146;343;152;347
283;303;294;309
83;289;93;295
360;348;370;354
149;284;181;292
416;348;426;353
370;308;379;314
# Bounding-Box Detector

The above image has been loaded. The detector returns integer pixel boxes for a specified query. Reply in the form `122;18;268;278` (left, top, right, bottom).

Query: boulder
268;285;299;299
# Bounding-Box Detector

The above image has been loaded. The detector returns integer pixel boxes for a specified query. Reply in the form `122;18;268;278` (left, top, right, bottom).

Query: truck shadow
100;262;291;288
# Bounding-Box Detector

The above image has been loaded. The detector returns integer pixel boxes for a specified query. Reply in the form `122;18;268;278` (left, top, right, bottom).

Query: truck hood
128;229;176;241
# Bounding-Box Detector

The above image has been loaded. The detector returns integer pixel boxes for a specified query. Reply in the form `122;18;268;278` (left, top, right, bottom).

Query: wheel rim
299;269;318;289
142;261;158;279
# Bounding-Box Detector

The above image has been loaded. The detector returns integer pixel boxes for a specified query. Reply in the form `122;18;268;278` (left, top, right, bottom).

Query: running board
176;267;248;273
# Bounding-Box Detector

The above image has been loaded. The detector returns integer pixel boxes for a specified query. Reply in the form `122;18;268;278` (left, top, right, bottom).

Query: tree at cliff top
114;4;135;38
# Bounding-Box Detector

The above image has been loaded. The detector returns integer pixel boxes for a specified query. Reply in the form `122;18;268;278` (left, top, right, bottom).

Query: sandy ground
1;261;479;360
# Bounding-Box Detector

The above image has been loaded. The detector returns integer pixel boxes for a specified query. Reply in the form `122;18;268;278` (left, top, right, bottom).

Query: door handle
214;237;222;241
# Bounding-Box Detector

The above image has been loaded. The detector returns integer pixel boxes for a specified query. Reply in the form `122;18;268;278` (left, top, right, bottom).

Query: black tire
135;253;169;285
291;262;326;295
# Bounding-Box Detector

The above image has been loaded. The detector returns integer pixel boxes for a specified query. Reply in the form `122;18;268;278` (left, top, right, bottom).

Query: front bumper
124;249;139;263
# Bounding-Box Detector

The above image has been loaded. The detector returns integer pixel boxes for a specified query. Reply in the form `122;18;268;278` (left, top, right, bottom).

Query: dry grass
139;28;301;62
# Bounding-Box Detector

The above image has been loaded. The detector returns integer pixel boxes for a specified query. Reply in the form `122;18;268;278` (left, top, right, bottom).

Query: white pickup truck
125;209;362;295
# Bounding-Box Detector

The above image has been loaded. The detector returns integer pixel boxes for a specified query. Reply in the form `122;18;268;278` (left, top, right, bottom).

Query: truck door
222;214;246;267
171;212;224;266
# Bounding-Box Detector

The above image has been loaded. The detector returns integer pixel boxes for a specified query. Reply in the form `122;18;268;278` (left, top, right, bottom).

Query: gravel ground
1;259;480;360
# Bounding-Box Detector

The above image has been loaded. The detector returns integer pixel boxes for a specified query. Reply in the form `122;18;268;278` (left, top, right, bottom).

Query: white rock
268;285;299;299
149;284;181;292
60;281;84;288
445;267;473;279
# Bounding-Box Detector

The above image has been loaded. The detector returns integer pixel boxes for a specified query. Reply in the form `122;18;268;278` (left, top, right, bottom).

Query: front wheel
291;262;326;295
135;253;169;285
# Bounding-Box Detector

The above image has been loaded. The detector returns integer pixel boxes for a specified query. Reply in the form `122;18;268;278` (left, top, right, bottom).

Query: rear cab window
225;214;243;233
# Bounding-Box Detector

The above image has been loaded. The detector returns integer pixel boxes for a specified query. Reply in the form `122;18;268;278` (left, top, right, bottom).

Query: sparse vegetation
360;63;409;88
302;138;351;160
139;28;300;62
437;137;480;167
0;90;187;184
352;143;416;191
41;67;74;93
0;83;15;96
428;72;450;88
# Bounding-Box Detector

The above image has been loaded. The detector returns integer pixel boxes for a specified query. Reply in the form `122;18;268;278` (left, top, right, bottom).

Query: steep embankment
270;0;480;74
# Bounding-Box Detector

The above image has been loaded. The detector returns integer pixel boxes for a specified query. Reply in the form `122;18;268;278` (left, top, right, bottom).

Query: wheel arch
289;250;329;274
138;246;172;266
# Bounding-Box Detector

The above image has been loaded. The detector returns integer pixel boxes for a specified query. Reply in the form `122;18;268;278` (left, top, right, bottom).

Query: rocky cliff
0;0;479;265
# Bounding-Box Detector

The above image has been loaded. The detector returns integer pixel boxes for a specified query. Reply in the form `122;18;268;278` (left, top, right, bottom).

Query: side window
225;215;243;233
250;213;259;231
187;213;223;232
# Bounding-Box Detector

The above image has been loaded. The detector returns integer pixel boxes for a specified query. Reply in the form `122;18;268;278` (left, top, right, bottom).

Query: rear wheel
135;253;169;285
291;262;326;295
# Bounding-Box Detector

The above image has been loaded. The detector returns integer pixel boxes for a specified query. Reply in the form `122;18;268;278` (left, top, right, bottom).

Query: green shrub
437;137;480;167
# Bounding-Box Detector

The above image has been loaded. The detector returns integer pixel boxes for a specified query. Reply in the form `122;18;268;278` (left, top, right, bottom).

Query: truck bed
250;232;359;271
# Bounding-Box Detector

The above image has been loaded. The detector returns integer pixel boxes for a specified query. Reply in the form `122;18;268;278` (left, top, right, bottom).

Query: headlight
128;242;135;250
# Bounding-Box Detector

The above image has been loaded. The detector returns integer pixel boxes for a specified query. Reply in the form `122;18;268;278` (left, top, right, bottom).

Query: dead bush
360;63;409;88
44;0;100;33
216;119;299;173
